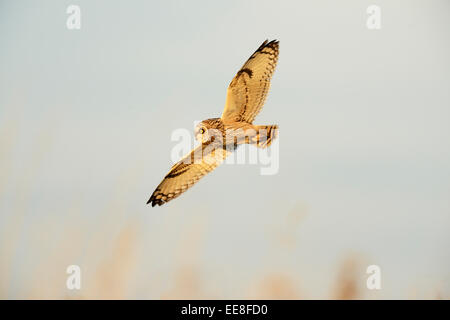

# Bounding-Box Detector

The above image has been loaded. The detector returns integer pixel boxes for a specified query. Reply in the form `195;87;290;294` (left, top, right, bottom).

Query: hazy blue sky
1;0;449;298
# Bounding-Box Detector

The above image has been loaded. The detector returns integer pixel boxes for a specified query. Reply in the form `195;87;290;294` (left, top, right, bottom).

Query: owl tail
253;125;279;148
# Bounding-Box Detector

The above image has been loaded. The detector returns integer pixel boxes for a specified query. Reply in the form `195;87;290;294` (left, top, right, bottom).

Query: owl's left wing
147;143;231;207
221;40;279;123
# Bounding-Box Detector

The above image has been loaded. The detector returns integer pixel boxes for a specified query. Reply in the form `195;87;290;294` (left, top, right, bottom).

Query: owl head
194;118;224;144
194;123;209;143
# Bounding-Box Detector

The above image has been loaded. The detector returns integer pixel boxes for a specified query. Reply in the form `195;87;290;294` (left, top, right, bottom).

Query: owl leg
253;125;279;148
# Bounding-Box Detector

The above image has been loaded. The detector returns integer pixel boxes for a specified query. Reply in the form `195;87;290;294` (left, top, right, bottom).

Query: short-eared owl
148;40;279;207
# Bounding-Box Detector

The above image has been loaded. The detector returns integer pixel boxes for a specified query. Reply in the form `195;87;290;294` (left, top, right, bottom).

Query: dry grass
0;114;448;300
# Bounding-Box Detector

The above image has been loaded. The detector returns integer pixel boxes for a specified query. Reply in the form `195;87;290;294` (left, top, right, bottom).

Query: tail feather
253;125;278;148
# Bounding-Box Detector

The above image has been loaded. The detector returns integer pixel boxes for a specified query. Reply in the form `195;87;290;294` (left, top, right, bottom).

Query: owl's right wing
221;40;279;123
147;143;231;207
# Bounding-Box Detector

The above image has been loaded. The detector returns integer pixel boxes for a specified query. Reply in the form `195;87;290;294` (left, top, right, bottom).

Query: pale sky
1;0;449;299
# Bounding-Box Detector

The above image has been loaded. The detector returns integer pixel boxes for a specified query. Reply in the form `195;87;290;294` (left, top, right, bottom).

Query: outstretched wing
221;39;279;123
147;143;230;207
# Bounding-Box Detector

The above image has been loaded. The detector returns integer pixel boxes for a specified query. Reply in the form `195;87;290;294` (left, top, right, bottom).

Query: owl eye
199;128;206;134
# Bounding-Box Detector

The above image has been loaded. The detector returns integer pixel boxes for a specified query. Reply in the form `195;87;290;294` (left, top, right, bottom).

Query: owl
147;40;280;207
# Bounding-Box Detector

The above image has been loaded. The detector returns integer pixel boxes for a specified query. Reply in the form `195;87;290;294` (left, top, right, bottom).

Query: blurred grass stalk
0;114;446;300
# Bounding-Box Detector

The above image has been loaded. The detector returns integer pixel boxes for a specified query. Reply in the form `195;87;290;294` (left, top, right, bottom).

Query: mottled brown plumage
148;40;280;207
222;39;279;123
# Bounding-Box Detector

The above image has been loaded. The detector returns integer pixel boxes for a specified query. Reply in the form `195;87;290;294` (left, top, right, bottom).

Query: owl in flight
147;39;279;207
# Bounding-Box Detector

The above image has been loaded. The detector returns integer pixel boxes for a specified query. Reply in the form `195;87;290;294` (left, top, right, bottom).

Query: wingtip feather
147;195;166;207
